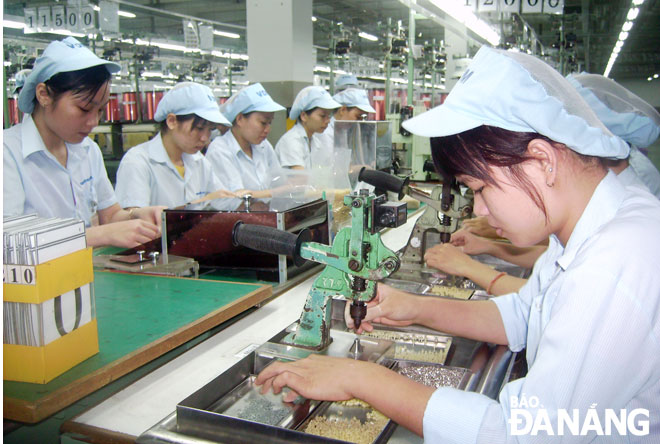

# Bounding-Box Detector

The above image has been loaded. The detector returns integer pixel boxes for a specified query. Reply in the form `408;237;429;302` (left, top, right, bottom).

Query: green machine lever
232;191;406;350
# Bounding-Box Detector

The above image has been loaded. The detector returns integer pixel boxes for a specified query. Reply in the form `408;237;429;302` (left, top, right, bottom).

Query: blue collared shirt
114;133;226;208
423;171;660;443
3;114;117;226
206;130;281;192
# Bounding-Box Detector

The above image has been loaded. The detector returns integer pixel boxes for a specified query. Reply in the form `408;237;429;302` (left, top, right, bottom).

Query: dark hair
430;125;600;217
159;114;216;133
44;65;111;107
298;107;320;123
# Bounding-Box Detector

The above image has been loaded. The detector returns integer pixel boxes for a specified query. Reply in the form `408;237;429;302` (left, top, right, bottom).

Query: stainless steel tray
393;361;471;390
299;399;396;444
173;329;395;444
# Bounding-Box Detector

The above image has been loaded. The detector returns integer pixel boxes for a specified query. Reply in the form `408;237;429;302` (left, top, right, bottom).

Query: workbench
3;270;272;441
50;211;425;444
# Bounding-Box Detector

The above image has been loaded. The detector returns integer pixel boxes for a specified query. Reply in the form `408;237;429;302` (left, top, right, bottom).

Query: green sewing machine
232;190;407;350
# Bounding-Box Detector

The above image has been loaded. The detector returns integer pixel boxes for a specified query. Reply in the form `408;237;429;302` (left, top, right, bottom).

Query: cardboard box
3;248;98;384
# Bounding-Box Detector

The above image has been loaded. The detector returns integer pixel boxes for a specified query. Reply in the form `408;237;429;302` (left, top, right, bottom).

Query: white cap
403;46;629;159
220;83;285;123
336;74;359;90
566;73;660;149
13;69;32;94
333;88;376;114
154;82;231;125
18;37;121;113
289;86;341;121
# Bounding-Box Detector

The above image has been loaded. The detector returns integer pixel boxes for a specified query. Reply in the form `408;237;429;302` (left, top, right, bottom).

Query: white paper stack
3;214;87;265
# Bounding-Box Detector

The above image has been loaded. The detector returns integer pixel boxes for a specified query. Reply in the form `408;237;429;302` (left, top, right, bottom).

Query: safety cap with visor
333;88;376;114
18;37;121;114
566;73;660;149
403;46;630;159
154;82;231;126
289;86;341;121
335;74;359;90
220;83;285;123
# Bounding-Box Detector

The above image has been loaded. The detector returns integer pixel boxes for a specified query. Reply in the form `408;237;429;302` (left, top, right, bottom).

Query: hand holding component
424;242;477;278
346;283;420;334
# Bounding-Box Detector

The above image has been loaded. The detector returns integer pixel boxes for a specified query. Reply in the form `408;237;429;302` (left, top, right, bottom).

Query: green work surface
4;271;269;412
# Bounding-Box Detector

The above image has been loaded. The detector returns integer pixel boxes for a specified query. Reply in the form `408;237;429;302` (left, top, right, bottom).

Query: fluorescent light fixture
48;29;86;37
211;50;249;60
605;2;644;77
142;71;164;77
213;29;240;39
314;65;331;72
3;20;26;29
430;0;500;46
358;31;379;42
134;38;194;53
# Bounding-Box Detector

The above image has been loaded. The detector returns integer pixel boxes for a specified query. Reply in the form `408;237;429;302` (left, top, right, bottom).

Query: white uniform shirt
628;146;660;199
114;133;225;208
275;122;312;169
311;117;335;167
3;114;117;226
206;130;281;192
423;171;660;443
617;164;648;192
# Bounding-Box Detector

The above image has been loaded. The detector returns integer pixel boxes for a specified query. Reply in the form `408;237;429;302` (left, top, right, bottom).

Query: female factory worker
431;72;660;295
312;87;377;155
205;83;285;198
115;82;236;208
274;86;340;170
3;37;162;248
335;73;359;92
567;72;660;198
256;47;660;441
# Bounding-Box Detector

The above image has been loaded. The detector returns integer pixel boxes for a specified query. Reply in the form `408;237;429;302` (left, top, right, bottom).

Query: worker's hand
461;216;500;239
450;229;493;256
87;219;160;248
235;189;272;199
197;189;239;202
130;206;167;229
255;355;366;403
424;243;476;278
345;284;420;334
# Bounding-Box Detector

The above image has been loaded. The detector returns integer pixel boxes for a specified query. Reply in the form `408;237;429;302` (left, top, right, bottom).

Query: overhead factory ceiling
3;0;660;81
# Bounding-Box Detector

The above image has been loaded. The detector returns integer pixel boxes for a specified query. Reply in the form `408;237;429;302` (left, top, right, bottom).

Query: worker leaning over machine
256;46;660;442
114;82;237;209
424;71;660;297
274;86;340;170
205;83;286;199
567;72;660;198
3;37;162;248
